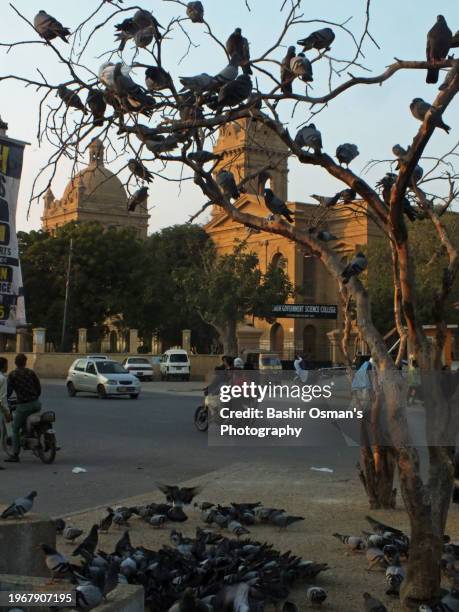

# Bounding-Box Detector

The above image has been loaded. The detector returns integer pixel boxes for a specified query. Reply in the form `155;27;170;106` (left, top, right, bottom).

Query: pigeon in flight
264;189;294;222
128;159;154;183
57;86;87;114
290;53;313;82
186;2;205;23
128;187;149;212
426;15;452;84
341;252;367;285
298;27;335;52
311;193;340;208
216;170;240;200
156;483;202;507
336;143;359;167
295;124;322;153
363;592;387;612
34;11;71;43
280;46;296;94
145;66;172;92
226;28;252;75
86;90;106;127
1;491;37;518
410;98;450;133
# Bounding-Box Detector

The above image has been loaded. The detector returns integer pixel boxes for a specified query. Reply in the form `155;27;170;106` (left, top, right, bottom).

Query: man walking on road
4;353;42;463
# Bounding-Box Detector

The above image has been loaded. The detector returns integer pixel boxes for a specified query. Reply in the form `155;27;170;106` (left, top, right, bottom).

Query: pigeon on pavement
63;526;84;543
297;28;335;52
41;544;74;580
363;592;387;612
295;124;322;153
336;143;359;167
34;11;71;43
410;98;450;133
333;532;365;551
341;252;367;285
426;15;453;84
72;524;99;560
127;187;149;212
264;189;294;222
156;483;202;507
186;2;205;23
226;28;252;75
1;491;37;518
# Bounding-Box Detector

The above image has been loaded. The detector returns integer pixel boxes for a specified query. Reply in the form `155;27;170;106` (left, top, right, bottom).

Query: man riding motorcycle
4;353;42;463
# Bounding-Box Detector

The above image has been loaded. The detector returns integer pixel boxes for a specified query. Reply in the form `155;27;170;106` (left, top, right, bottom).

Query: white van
160;349;191;381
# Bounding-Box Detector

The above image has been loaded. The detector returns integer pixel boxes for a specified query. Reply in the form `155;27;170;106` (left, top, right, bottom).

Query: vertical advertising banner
0;133;27;333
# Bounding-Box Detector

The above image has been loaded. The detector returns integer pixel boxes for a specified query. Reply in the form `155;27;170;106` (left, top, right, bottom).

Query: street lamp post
60;238;73;352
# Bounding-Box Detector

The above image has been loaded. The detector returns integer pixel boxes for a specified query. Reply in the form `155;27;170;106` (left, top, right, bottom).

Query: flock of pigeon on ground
3;487;459;610
29;8;458;265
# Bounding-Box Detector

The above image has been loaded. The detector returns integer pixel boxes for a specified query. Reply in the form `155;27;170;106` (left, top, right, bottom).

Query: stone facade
42;139;149;238
205;118;379;362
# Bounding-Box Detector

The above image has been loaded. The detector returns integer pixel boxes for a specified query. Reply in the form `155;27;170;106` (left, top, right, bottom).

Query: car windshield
261;357;281;366
128;358;150;364
96;361;127;374
169;354;188;363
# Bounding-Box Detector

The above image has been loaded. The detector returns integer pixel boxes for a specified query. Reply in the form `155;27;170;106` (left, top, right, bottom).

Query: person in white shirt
293;354;308;383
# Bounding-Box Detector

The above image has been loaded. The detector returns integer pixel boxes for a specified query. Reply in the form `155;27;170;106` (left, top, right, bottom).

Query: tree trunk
217;320;238;356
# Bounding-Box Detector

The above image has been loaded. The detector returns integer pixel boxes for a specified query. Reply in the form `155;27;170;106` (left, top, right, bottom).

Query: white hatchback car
67;359;141;399
121;357;154;381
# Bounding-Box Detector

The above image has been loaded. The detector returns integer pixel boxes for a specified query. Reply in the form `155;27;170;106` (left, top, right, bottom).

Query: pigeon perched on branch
186;2;205;24
336;143;359;167
297;27;335;52
341;252;367;285
57;86;87;114
410;98;450;133
115;10;162;51
214;55;240;85
1;491;37;518
179;73;217;94
264;189;294;223
86;90;106;126
295;124;322;153
340;188;356;204
280;46;296;94
392;144;424;184
426;15;452;84
217;75;252;109
34;11;71;43
290;53;313;83
226;28;252;75
128;187;149;212
216;170;240;200
128;159;154;183
144;66;172;92
187;151;221;164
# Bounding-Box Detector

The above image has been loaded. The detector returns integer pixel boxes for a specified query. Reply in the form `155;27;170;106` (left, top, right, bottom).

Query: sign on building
272;303;338;319
0;125;27;333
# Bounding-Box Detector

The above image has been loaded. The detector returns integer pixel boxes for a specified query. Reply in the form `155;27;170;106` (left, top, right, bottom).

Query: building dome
61;139;126;209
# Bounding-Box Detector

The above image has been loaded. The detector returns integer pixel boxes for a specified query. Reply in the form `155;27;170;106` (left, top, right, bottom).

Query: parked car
244;352;282;372
67;359;141;399
87;354;109;360
160;349;191;381
122;356;154;381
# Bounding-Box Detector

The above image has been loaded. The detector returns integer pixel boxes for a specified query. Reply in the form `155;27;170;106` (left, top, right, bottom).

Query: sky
0;0;458;234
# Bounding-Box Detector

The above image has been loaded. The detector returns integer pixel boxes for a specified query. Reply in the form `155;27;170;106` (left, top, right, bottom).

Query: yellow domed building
42;139;149;238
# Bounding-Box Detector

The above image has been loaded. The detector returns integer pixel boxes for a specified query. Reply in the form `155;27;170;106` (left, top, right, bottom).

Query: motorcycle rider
4;353;42;463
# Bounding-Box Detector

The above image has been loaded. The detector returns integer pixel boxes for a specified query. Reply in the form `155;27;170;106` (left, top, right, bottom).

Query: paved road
0;381;362;516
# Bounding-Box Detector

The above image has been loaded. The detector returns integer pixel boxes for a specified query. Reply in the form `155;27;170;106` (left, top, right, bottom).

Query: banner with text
0;135;27;333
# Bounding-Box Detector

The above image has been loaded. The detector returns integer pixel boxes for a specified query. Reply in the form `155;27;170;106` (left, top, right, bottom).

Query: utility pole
60;238;73;352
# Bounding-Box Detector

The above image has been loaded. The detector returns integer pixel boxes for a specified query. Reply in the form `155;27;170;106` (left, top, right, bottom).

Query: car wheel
130;394;139;400
97;384;107;399
67;382;77;397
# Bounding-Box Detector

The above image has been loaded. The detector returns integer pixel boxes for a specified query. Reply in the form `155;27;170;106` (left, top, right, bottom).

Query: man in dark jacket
4;353;41;463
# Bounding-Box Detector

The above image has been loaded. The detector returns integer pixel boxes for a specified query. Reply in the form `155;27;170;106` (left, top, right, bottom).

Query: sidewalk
56;461;459;612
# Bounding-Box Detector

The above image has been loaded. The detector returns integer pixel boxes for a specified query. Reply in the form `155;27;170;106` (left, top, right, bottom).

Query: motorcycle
194;388;210;432
1;399;58;464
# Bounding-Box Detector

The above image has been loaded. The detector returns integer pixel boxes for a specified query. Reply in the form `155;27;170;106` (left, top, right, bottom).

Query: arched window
302;256;315;300
270;323;284;356
303;325;316;359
